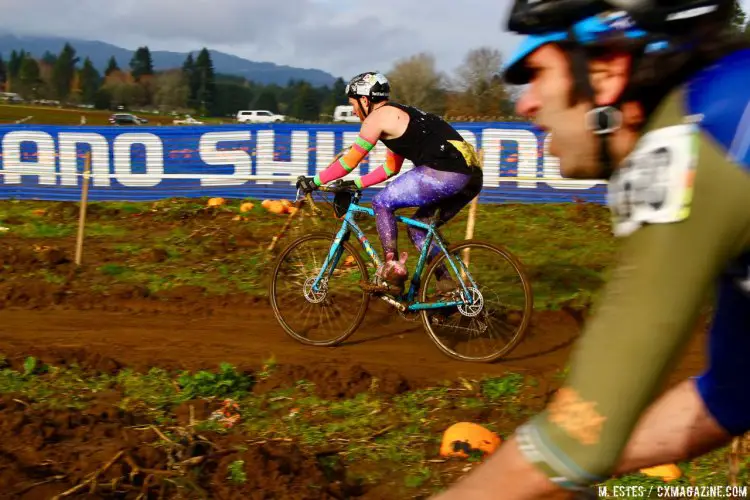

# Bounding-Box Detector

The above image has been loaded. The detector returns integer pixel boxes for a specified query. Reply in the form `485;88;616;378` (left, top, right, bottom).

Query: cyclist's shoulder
385;102;444;121
367;102;410;123
374;101;412;119
685;48;750;170
382;101;408;112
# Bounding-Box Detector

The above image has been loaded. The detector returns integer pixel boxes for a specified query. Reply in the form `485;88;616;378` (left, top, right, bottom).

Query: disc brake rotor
303;276;328;304
457;287;484;317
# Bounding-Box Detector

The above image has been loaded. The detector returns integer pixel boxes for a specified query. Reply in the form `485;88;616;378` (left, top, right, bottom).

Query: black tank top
380;103;479;174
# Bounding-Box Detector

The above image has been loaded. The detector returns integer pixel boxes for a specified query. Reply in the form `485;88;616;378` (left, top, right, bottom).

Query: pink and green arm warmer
355;149;406;188
313;133;405;188
314;133;377;186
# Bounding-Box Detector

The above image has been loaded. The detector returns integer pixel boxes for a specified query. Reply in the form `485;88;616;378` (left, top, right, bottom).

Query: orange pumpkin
439;422;501;459
640;464;682;482
207;197;225;207
240;202;255;213
267;201;286;214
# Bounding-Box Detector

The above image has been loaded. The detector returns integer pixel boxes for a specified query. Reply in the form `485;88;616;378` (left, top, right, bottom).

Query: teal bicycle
269;181;533;363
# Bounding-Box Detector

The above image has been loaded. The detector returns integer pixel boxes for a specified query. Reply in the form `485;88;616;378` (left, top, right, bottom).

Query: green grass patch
226;459;248;484
85;223;130;238
481;373;524;400
0;104;178;126
602;447;750;498
87;201;147;215
0;199;46;222
98;263;129;276
112;243;146;254
0;104;227;126
39;269;67;284
6;221;74;238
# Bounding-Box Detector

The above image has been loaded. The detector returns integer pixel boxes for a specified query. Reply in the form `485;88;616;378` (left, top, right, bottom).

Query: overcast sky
0;0;748;80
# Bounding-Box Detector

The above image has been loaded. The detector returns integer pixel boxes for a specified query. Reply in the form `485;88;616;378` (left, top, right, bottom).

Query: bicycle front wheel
269;232;370;346
419;240;533;362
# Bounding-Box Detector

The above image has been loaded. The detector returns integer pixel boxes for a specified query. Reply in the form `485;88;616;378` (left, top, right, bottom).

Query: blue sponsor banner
0;122;607;204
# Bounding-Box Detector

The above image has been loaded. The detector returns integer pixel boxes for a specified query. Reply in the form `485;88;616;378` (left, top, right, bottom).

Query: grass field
0;198;615;310
0;197;746;498
0;103;225;126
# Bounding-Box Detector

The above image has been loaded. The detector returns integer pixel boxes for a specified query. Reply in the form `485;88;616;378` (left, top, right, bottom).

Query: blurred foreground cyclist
434;1;750;498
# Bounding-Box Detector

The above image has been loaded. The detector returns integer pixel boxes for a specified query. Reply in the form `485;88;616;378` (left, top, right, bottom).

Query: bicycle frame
308;190;480;311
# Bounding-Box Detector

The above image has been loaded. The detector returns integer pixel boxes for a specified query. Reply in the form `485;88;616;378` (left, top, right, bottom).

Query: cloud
0;0;524;79
0;0;309;44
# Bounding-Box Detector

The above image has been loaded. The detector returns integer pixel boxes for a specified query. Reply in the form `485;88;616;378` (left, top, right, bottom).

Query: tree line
0;2;745;121
0;42;517;120
0;44;326;118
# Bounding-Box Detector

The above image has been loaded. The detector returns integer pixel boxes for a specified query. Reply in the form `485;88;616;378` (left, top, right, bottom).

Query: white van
333;105;360;123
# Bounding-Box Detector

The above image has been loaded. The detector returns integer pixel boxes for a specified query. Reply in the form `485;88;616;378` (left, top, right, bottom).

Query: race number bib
607;124;698;238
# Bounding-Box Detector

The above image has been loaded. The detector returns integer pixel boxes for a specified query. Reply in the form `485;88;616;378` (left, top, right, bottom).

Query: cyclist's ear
590;53;631;106
621;101;644;128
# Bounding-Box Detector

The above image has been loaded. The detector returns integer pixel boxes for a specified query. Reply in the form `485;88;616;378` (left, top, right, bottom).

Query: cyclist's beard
540;101;602;180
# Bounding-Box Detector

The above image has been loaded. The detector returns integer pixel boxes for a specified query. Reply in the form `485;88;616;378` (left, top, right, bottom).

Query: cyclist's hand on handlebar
296;175;318;194
328;179;358;192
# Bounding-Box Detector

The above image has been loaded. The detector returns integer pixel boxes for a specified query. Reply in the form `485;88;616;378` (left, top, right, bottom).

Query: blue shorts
695;252;750;436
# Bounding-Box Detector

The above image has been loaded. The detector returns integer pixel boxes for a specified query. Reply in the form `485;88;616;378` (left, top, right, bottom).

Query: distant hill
0;33;339;87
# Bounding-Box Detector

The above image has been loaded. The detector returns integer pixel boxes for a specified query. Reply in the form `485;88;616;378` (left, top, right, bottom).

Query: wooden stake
462;148;483;272
74;152;92;266
267;197;305;253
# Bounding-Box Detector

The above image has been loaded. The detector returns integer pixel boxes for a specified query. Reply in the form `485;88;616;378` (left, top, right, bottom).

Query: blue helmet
500;0;734;175
502;0;733;85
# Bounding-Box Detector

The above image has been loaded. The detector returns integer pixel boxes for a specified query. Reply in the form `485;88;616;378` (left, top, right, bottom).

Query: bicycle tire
419;239;533;363
269;231;370;346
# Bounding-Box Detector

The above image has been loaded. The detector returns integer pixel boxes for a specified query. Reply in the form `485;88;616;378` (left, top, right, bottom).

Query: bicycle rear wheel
419;240;533;362
269;232;370;346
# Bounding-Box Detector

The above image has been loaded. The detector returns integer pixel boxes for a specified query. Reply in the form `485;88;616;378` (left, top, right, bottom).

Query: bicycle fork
309;219;381;293
309;226;350;295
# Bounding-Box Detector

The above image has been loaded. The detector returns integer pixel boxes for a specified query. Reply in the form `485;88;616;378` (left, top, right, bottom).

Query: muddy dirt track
0;300;707;388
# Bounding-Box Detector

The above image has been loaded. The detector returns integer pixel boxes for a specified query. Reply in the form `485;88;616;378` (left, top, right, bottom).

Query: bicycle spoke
270;233;370;346
420;241;533;362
